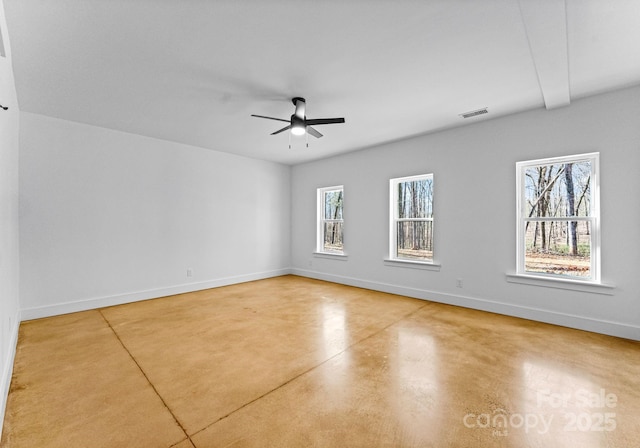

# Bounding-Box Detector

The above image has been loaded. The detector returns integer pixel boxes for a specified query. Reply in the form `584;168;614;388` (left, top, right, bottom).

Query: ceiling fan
251;97;345;139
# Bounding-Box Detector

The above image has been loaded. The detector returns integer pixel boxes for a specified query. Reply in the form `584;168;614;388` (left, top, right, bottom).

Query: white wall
19;113;291;318
0;0;20;435
291;86;640;340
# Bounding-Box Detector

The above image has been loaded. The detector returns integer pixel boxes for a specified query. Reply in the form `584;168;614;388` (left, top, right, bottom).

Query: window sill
313;252;348;261
505;273;615;295
384;258;441;271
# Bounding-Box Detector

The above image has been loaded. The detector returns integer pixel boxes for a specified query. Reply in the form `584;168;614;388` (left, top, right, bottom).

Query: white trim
524;216;594;222
317;185;344;255
20;269;291;321
313;252;348;261
290;269;638;341
389;173;434;263
1;309;21;439
505;273;615;295
516;152;600;167
516;152;600;282
383;258;441;271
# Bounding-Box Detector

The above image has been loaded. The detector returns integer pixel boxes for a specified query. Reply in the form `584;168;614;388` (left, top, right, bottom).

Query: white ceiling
5;0;640;165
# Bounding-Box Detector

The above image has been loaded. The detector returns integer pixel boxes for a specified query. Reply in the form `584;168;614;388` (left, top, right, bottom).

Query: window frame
515;152;601;283
316;185;344;255
389;173;435;265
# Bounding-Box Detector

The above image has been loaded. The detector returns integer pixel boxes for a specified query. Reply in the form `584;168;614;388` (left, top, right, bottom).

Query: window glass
517;154;599;281
390;175;433;262
318;186;344;254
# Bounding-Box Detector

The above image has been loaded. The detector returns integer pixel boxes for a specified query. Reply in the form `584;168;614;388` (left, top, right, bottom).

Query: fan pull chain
288;129;291;149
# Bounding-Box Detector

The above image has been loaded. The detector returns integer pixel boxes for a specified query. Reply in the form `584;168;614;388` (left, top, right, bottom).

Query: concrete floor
2;275;639;447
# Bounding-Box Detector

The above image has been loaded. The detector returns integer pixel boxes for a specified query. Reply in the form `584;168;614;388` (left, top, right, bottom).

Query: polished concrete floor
2;275;639;447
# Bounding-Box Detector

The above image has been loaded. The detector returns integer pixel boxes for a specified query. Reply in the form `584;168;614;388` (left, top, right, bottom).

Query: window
516;153;600;282
390;174;434;262
317;186;344;254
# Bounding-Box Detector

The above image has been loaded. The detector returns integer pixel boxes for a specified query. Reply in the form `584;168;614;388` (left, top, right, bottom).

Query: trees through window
390;174;434;262
517;153;600;281
317;186;344;254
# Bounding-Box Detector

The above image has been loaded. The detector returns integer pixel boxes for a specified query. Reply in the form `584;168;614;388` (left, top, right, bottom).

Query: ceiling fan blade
271;125;292;135
304;117;345;126
306;126;323;138
251;114;290;123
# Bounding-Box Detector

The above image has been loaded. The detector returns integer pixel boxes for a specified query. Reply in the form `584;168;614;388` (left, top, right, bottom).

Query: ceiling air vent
459;107;488;119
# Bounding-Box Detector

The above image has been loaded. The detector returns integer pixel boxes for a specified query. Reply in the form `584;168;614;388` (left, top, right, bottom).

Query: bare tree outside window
317;186;344;254
391;174;434;262
519;154;599;280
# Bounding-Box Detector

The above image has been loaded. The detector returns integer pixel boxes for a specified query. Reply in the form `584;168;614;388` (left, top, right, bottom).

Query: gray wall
19;113;291;318
291;86;640;340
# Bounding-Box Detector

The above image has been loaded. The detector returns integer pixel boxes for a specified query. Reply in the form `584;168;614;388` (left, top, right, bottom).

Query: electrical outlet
456;278;463;288
308;259;313;267
187;268;193;278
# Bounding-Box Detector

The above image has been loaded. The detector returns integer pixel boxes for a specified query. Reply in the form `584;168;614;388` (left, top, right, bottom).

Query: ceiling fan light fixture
291;124;306;136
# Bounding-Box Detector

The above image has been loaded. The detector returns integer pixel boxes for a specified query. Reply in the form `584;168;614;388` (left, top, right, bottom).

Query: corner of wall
0;311;20;440
0;0;22;437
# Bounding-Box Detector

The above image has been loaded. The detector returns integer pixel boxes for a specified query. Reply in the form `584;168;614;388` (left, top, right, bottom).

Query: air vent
459;108;488;119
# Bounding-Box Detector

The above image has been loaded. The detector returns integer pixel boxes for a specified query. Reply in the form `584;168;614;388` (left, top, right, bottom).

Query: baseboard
291;268;640;341
1;309;21;439
18;266;640;339
20;268;292;321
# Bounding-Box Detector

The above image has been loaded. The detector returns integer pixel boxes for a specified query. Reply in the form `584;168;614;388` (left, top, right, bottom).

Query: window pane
524;220;591;277
323;222;343;253
397;178;433;219
324;190;343;220
524;160;592;219
396;221;433;261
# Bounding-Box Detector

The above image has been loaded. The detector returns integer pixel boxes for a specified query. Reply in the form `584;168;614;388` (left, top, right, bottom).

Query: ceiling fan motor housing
290;114;306;135
291;114;305;126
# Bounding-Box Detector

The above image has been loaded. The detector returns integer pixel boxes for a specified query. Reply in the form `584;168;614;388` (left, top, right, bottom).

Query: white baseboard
20;268;292;321
18;266;640;339
1;309;21;439
291;268;640;341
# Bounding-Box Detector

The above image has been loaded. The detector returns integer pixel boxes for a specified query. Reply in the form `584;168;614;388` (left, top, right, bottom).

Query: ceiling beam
518;0;570;109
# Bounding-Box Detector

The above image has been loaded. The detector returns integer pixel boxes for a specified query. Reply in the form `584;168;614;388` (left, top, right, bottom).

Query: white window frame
317;185;344;255
515;152;601;283
388;173;435;265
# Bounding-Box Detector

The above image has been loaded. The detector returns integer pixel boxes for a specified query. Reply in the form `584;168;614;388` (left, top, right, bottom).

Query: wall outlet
456;278;463;288
308;259;313;267
187;268;193;278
